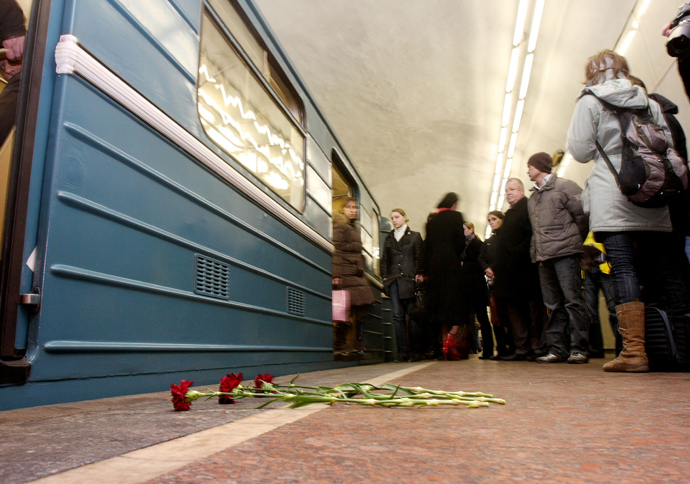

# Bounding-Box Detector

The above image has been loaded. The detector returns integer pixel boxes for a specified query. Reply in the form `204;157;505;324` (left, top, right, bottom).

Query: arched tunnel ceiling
255;0;688;236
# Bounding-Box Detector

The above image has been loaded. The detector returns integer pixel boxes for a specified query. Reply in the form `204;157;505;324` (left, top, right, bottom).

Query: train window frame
198;3;307;212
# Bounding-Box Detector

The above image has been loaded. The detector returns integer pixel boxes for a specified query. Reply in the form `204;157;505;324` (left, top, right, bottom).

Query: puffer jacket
332;212;375;307
565;78;674;233
528;175;588;262
381;226;422;299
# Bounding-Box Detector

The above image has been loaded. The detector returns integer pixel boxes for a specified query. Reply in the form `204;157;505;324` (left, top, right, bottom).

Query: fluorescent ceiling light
500;178;508;194
637;0;651;18
513;0;530;46
497;195;505;209
506;48;520;92
498;127;507;153
513;100;524;133
527;0;546;52
491;191;498;205
519;54;534;99
618;30;636;56
493;175;501;191
503;158;513;178
502;93;512;127
485;226;492;239
508;132;518;158
495;153;504;174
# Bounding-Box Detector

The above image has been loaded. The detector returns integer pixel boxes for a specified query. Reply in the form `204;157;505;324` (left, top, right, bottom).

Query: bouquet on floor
170;373;505;411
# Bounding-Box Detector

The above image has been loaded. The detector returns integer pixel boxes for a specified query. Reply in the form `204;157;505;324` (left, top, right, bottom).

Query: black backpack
592;95;689;208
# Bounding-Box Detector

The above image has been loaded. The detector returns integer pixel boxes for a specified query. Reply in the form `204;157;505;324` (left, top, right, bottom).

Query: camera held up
667;3;690;58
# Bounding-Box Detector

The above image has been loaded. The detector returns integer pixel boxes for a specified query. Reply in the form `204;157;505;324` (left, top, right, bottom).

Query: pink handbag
332;290;351;322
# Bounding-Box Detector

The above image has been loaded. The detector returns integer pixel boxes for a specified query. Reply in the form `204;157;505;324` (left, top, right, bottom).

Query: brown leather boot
603;301;649;372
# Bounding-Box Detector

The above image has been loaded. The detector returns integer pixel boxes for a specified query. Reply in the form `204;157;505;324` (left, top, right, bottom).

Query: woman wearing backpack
566;49;690;373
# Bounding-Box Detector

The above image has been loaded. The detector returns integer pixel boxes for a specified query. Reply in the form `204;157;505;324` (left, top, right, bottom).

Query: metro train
0;0;389;410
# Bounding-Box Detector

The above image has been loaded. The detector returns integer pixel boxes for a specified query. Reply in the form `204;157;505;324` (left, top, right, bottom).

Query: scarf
461;233;476;260
394;224;407;242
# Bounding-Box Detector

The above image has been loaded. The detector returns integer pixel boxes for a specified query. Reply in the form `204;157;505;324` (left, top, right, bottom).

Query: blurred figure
582;233;621;358
526;152;590;364
422;192;468;359
0;0;25;144
460;221;493;359
332;198;375;356
381;208;423;362
566;49;690;372
480;210;515;359
491;179;547;361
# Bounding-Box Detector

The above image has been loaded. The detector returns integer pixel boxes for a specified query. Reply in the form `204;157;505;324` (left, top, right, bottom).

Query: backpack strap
595;140;623;190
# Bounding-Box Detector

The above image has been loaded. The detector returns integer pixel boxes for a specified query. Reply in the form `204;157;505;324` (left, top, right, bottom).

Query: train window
372;209;380;276
206;0;303;124
198;11;306;211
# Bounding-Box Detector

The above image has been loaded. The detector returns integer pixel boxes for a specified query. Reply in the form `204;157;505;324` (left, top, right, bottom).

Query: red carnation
219;372;243;404
170;380;194;411
253;373;275;396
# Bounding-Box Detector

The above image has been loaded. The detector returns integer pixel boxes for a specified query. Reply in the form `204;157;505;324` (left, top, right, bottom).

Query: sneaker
536;353;567;363
568;352;589;364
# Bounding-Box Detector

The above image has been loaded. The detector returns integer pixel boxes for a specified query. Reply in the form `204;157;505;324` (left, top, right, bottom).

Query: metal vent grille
287;288;305;315
194;255;230;300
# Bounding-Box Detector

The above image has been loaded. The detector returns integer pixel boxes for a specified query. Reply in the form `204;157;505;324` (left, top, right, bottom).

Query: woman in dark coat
460;221;493;359
332;198;375;355
422;192;467;358
381;208;423;362
479;210;515;359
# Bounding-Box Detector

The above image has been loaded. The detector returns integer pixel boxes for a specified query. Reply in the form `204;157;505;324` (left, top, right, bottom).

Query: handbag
410;281;428;324
488;291;502;326
332;290;350;323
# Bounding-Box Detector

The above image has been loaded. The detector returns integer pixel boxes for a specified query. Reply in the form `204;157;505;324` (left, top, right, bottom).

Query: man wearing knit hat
527;152;590;364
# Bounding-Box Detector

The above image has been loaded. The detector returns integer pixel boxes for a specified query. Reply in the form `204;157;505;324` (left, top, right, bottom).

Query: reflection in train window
198;11;305;211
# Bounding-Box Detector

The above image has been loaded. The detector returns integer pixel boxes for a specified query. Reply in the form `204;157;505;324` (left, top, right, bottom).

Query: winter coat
332;213;375;307
528;175;588;263
421;210;465;325
565;79;674;233
478;229;499;271
381;226;422;300
492;197;540;299
460;236;489;306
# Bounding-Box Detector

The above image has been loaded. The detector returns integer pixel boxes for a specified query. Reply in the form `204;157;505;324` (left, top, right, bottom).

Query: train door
0;0;47;381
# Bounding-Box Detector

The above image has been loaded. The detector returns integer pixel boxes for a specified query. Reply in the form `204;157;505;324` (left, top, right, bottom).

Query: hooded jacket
332;212;375;307
528;175;588;263
565;79;674;233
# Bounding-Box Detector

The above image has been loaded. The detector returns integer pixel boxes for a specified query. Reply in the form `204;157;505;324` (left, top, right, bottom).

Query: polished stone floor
2;356;690;483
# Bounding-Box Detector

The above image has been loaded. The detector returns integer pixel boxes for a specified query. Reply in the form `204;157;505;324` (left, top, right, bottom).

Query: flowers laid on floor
170;374;506;411
218;373;243;404
170;380;194;411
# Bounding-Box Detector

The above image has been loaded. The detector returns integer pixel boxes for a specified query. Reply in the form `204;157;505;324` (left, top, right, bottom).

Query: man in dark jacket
0;0;26;144
527;152;590;364
490;178;546;360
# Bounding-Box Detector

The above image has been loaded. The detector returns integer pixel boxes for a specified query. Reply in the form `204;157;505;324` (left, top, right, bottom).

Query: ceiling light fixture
512;100;524;133
527;0;546;52
513;0;530;46
506;47;520;91
519;54;534;99
502;93;512;127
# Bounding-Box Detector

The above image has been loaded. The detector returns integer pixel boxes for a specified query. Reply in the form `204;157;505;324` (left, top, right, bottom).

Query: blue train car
0;0;384;410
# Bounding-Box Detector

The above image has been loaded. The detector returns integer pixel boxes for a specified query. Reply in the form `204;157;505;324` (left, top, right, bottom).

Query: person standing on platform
526;152;590;364
566;49;690;372
480;211;516;359
381;208;423;362
460;221;493;359
582;233;621;357
332;198;375;356
491;179;546;361
422;192;468;359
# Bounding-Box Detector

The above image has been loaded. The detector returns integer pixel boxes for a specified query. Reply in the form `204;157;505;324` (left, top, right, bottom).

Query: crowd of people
334;47;690;373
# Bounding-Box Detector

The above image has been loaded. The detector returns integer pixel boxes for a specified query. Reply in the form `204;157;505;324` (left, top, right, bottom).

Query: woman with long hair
332;197;375;356
381;208;423;362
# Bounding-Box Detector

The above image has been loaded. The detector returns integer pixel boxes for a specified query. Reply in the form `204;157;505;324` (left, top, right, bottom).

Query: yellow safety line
30;362;435;484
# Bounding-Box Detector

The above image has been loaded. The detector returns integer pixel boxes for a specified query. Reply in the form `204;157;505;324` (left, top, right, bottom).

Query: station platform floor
2;355;690;484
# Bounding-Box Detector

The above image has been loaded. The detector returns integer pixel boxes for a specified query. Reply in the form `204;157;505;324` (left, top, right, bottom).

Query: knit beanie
527;152;553;174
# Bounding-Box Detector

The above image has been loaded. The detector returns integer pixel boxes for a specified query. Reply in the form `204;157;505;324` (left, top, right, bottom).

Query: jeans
599;232;690;309
390;280;415;356
539;254;589;357
583;266;621;355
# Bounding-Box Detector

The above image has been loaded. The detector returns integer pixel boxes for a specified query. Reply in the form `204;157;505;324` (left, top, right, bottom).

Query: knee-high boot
603;301;649;372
